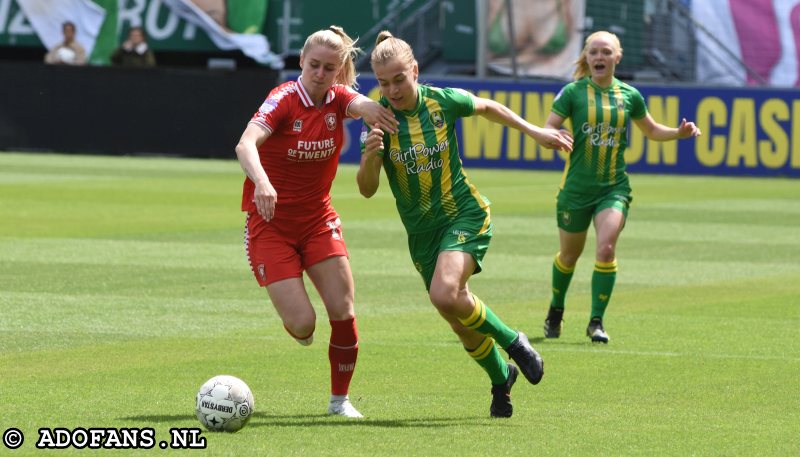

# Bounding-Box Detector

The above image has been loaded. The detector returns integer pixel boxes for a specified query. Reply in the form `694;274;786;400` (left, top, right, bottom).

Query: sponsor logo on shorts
452;230;471;244
561;211;571;226
326;219;341;240
257;264;267;282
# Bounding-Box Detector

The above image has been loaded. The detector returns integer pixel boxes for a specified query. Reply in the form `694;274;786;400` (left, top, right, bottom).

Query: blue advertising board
339;76;800;178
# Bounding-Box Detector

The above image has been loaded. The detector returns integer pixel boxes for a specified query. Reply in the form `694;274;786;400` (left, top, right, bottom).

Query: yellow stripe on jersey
594;259;618;273
389;131;411;202
598;91;612;180
585;85;596;169
559;146;571;189
461;171;491;234
423;97;458;218
406;115;432;216
468;336;496;361
459;294;487;329
609;85;626;184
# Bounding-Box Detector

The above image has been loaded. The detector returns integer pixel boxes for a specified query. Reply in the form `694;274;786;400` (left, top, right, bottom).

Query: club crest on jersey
325;113;337;131
616;99;625;111
293;119;303;132
431;111;444;129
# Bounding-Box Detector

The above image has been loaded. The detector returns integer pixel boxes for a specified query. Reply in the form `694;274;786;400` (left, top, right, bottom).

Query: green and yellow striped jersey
364;85;490;234
552;77;647;196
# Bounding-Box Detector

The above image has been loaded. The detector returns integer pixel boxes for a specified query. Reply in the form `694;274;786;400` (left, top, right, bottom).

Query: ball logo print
195;375;254;433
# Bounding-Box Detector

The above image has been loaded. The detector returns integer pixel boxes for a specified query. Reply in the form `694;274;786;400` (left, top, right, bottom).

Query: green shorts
407;212;492;290
556;184;633;233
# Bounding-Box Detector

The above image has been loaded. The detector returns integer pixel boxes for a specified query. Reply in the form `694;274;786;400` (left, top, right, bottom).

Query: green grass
1;151;798;456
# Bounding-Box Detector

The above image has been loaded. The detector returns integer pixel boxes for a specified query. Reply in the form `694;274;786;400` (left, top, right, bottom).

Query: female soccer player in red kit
235;26;398;418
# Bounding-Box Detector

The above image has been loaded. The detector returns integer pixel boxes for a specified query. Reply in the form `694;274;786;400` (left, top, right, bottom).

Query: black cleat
505;332;544;385
544;307;564;338
586;318;610;343
490;364;518;418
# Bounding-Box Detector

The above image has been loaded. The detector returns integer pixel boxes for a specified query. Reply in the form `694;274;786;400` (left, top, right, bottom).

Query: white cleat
327;396;364;418
586;319;610;343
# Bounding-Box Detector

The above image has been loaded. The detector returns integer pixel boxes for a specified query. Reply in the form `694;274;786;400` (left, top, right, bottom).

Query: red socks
329;317;359;396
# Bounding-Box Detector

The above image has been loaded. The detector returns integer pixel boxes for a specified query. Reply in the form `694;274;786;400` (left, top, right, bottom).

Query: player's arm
545;112;566;130
356;124;385;198
348;96;398;133
472;95;573;152
235;123;277;221
633;114;702;141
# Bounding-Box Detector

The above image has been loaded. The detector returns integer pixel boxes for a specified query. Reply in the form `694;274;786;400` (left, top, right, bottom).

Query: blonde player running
358;31;572;417
542;31;701;343
235;26;397;418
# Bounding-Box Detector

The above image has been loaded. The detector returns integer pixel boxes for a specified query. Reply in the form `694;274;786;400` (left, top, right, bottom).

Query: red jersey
241;77;360;225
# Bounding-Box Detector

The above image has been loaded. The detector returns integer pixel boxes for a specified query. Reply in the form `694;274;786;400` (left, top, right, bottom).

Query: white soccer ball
195;375;254;432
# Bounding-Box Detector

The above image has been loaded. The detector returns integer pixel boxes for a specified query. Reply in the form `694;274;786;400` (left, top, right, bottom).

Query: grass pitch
1;152;798;456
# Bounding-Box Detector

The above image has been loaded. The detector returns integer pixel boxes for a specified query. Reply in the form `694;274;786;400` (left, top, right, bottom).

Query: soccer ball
195;375;254;432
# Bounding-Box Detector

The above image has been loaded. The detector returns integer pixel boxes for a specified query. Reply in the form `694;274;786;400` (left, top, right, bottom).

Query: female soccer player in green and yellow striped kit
542;31;701;343
358;31;573;418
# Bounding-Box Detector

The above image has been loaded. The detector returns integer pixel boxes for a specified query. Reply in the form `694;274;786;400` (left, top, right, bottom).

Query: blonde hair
573;31;623;80
370;30;416;70
301;25;362;88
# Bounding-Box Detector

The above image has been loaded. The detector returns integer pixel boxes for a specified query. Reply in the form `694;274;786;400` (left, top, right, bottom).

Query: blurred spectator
111;27;156;67
44;21;87;66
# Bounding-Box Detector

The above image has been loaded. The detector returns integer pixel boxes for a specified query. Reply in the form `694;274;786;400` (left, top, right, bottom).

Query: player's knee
558;250;581;266
428;286;459;314
282;314;316;340
596;243;616;262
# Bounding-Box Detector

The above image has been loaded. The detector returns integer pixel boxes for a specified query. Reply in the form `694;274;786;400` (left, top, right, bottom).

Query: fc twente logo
325;113;337;131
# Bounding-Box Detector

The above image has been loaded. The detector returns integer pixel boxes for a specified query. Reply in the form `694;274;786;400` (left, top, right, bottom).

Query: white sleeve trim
248;120;274;135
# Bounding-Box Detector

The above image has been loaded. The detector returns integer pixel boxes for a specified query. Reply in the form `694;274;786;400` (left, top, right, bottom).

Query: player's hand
361;102;398;134
677;118;701;139
534;127;573;152
364;124;385;157
253;179;277;222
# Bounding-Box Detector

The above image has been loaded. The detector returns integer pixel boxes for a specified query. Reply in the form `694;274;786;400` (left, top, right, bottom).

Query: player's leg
303;218;362;418
245;213;315;345
587;202;627;343
436;307;518;417
429;251;543;385
266;278;317;345
545;203;592;338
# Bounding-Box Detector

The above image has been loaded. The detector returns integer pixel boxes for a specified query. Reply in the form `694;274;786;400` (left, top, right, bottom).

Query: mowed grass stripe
1;152;798;456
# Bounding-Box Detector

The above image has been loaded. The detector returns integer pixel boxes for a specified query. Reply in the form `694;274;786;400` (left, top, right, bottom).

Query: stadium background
0;0;798;178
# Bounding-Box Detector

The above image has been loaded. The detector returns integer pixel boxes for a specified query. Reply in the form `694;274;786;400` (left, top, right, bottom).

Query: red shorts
244;212;348;286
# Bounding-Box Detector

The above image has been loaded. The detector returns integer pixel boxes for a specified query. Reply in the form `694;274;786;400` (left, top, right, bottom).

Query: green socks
551;252;575;309
591;259;618;319
458;294;518;349
465;336;509;385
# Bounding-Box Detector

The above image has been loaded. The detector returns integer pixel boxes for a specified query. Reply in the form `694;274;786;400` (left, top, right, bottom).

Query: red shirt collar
296;76;336;108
